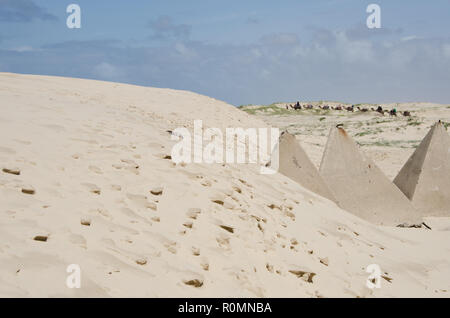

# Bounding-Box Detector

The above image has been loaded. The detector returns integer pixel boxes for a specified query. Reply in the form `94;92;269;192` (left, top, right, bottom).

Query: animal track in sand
135;258;147;266
164;242;177;254
121;159;139;167
238;179;253;188
33;235;48;242
186;208;201;219
82;183;101;195
89;165;102;174
232;185;242;193
201;179;212;187
90;208;112;220
80;218;91;226
150;187;163;196
2;168;20;175
267;203;281;210
219;225;234;233
216;235;230;249
319;257;329;266
21;187;35;195
191;247;200;256
289;270;316;283
183;279;203;288
257;223;264;233
382;275;393;283
126;193;157;210
183;221;193;229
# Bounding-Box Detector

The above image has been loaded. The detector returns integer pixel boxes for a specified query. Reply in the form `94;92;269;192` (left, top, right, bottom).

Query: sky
1;0;450;106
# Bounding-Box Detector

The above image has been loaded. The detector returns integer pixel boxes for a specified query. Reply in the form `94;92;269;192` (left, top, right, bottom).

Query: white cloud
443;44;450;59
12;46;36;52
2;24;450;105
93;62;121;80
401;35;420;42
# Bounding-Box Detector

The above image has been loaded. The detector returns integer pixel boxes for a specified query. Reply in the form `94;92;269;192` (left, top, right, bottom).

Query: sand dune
1;73;450;297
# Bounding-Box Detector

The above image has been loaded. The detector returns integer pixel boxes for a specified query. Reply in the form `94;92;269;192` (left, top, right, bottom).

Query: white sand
1;73;450;297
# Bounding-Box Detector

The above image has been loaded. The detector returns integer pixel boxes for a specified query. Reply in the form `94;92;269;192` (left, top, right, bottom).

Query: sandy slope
1;73;449;297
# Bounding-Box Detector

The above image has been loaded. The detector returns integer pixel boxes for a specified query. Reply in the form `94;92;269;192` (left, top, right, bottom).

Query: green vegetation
355;131;373;137
355;127;383;137
239;104;291;115
358;139;420;149
237;104;255;108
373;118;394;124
240;103;334;116
406;117;423;126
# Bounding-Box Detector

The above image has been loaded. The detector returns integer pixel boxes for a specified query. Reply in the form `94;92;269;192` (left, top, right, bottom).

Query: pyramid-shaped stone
394;121;450;216
319;126;421;226
276;132;336;201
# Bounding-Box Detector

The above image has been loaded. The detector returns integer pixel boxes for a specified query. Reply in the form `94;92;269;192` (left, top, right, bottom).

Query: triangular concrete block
277;132;336;202
319;126;421;226
394;121;450;216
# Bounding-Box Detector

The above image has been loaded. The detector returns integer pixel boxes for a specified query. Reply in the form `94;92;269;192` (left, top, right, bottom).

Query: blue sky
1;0;450;105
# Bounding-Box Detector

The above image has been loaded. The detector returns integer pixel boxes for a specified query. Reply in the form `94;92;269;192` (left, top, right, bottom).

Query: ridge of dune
1;73;450;297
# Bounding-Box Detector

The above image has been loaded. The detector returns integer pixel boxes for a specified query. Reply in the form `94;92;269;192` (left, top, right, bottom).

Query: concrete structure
277;132;336;201
394;121;450;216
319;126;421;226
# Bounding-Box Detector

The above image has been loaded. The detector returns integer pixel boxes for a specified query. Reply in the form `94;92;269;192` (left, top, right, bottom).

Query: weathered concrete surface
277;132;336;202
394;122;450;216
320;127;421;226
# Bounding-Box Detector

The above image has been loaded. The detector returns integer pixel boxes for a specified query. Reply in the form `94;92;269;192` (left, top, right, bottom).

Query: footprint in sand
216;234;230;250
126;193;157;210
33;235;48;242
121;159;140;174
186;208;201;220
183;221;193;229
219;225;234;233
183;279;204;288
21;186;35;195
2;168;20;175
191;247;201;256
135;258;147;266
80;217;91;226
82;183;101;195
164;241;177;254
289;270;316;283
89;165;102;174
238;179;253;188
111;184;122;191
150;187;163;196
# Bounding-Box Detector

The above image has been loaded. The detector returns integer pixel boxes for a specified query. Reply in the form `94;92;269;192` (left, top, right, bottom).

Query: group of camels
286;102;411;117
